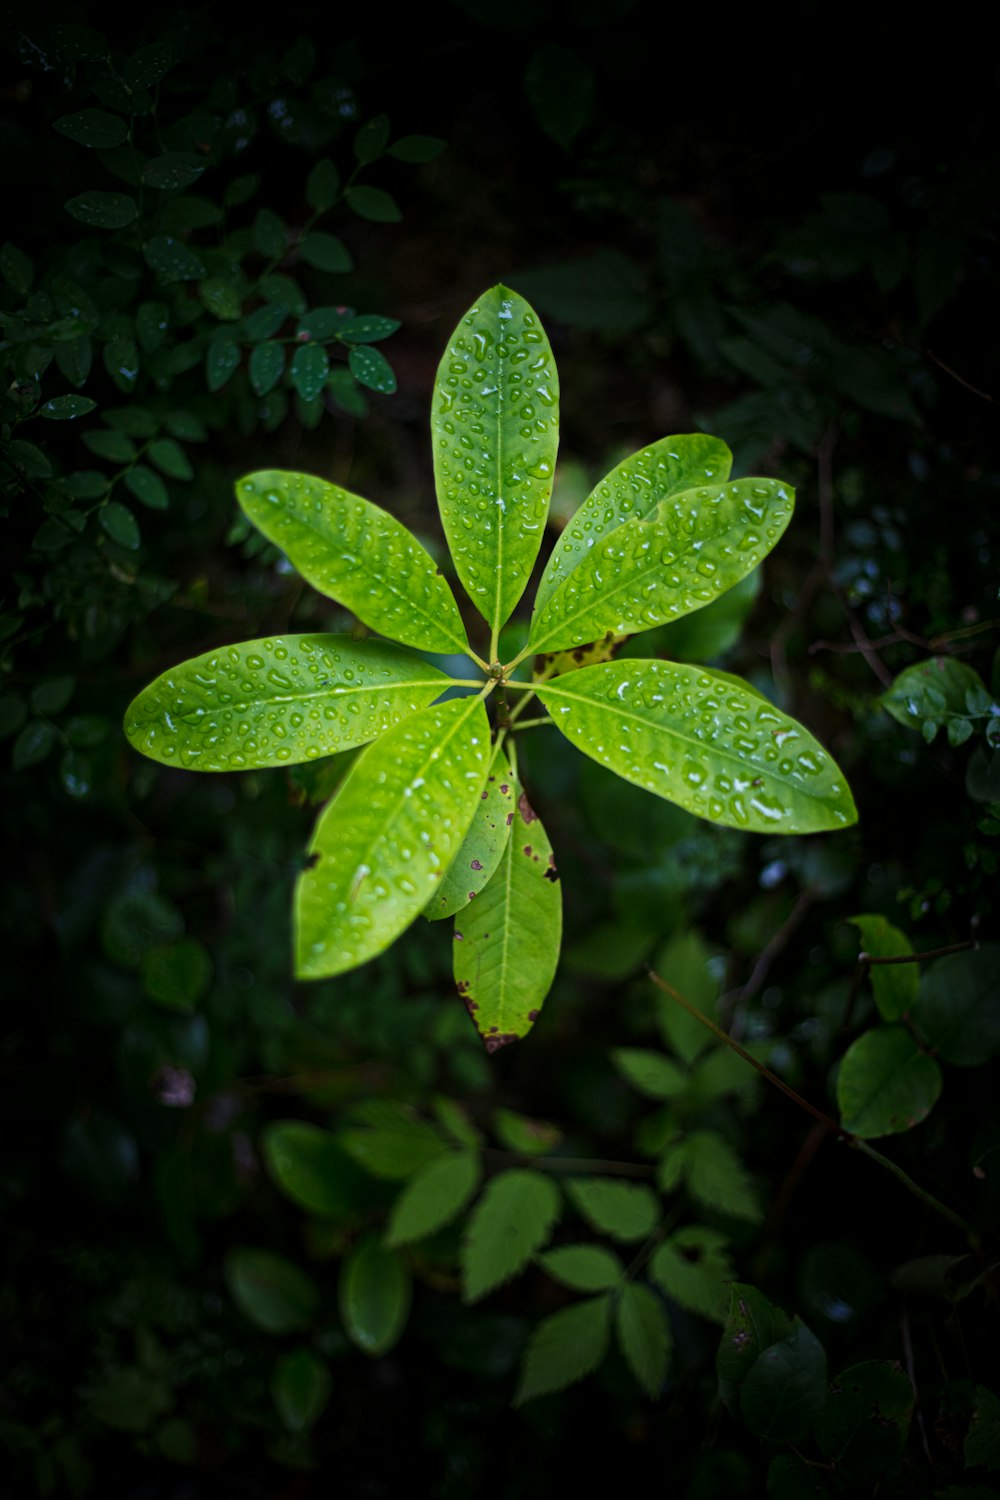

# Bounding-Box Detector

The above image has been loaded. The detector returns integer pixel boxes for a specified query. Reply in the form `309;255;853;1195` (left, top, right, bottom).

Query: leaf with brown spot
424;742;515;920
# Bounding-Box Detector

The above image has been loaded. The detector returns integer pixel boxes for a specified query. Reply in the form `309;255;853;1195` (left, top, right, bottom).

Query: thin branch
859;940;978;967
925;347;998;405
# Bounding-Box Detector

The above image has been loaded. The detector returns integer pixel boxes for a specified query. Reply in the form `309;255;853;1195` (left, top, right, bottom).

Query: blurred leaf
339;1236;412;1356
510;251;649;334
290;341;330;401
99;500;141;549
225;1248;320;1334
966;1385;1000;1471
144;236;207;283
612;1047;687;1100
262;1121;371;1219
54;109;128;148
564;1178;660;1242
1;242;33;293
492;1108;562;1156
84;428;136;462
882;657;986;738
514;1295;610;1404
140;938;213;1011
338;1108;450;1181
814;1360;913;1479
148;438;193;480
65;191;137;228
300;231;354;272
616;1281;671;1397
916;945;1000;1066
271;1348;332;1435
12;720;55;770
717;1283;794;1413
740;1319;827;1441
524;44;594;149
123;39;175;90
345;186;402;223
30;676;75;714
388;135;445;162
125;465;169;510
659;1131;761;1221
462;1169;561;1302
306;158;339;211
836;1026;942;1137
385;1148;482;1247
39;394;97;420
199;277;242;321
144;153;205;191
101;888;183;966
848;913;918;1021
249;340;285;396
254;208;287;259
354;114;390;164
538;1244;624;1291
206;337;240;392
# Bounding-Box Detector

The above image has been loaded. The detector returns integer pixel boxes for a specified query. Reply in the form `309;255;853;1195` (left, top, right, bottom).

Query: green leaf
915;945;1000;1066
104;337;140;394
432;285;559;634
236;470;469;654
538;1244;623;1292
848;914;918;1021
140;938;212;1011
160;195;221;231
144;153;205;191
525;44;594;149
297;306;355;340
206;337;240;392
966;1385;1000;1471
354;114;390;164
1;241;33;293
124;634;448;772
814;1360;913;1479
741;1321;828;1442
612;1047;687;1100
348;344;396;393
339;1236;412;1356
346;185;402;222
12;720;55;770
514;1294;610;1404
432;1096;482;1148
338;1103;450;1181
534;435;731;617
537;661;857;835
224;1248;320;1334
339;314;401;344
84;428;136;463
659;1131;760;1221
148;438;193;481
425;743;515;919
296;697;492;979
253;207;287;259
125;465;169;510
199;277;242;321
564;1178;659;1242
123;40;175;90
244;304;287;341
225;173;259;208
454;784;561;1049
144;236;206;283
261;274;307;315
492;1108;562;1155
39;394;97;420
9;440;51;476
836;1026;942;1138
882;657;987;734
388;135;446;163
622;568;761;666
616;1281;671;1398
652;928;720;1063
385;1149;482;1247
271;1348;332;1435
164;409;206;442
64;191;137;228
327;368;368;416
100;501;141;549
461;1169;561;1302
717;1283;793;1413
50;23;109;62
650;1227;733;1323
54;109;128;149
300;231;353;273
136;302;169;351
249;341;285;396
262;1121;369;1219
55;334;93;387
290;341;330;401
306;158;340;212
529;477;793;654
0;694;27;739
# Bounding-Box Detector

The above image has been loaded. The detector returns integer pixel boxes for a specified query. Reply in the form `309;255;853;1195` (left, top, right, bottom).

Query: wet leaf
225;1248;320;1334
296;697;491;979
837;1025;942;1138
432;285;558;633
290;341;329;401
124;634;448;772
100;500;141;549
462;1169;561;1302
536;661;857;835
144;236;207;283
848;913;918;1021
425;744;515;920
54;109;128;149
271;1348;332;1435
206;336;240;392
64;191;137;228
338;314;401;343
348;344;395;393
249;341;285;396
385;1149;481;1247
339;1236;411;1356
514;1294;610;1404
39;394;97;420
237;470;469;654
144;153;205;191
616;1281;671;1397
538;1244;623;1292
882;657;986;736
123;39;175;90
454;785;561;1048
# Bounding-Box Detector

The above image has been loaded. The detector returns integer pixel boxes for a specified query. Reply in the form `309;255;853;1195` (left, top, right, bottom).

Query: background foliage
2;6;998;1496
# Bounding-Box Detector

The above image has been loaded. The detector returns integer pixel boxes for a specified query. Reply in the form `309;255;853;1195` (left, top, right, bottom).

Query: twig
859;940;978;966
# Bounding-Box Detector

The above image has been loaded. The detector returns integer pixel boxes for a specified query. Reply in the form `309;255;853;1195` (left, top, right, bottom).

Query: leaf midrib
161;674;448;729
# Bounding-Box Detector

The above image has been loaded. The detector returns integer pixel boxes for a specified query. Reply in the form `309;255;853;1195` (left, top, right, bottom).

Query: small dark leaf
206;338;241;392
148;438;193;481
300;232;353;273
249;341;285;396
39;395;97;420
254;208;288;260
306;158;339;211
65;191;137;229
345;186;402;223
99;500;141;549
338;314;400;343
349;344;395;393
144;153;205;191
388;135;445;163
123;40;176;90
353;114;390;164
144;236;207;283
54;109;129;149
290;342;329;402
12;720;55;770
125;465;169;510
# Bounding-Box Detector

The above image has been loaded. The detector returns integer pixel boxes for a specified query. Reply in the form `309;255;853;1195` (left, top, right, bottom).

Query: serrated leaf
338;314;400;343
125;465;169;510
271;1348;332;1435
836;1025;942;1138
306;158;339;211
432;285;558;634
534;435;731;616
385;1149;481;1246
144;153;205;191
296;697;491;979
99;500;140;549
612;1047;687;1100
431;1096;482;1147
849;913;917;1021
514;1294;610;1404
454;785;561;1050
388;134;446;163
300;231;353;273
338;1105;450;1181
616;1282;671;1397
290;341;329;401
425;743;515;919
236;469;469;654
144;236;207;283
741;1319;828;1441
346;185;402;222
564;1178;659;1242
65;191;137;229
535;661;857;835
348;344;396;393
650;1227;733;1322
224;1248;320;1334
249;340;285;396
915;945;1000;1066
661;1131;760;1220
492;1108;562;1155
124;634;448;772
339;1237;412;1356
717;1283;794;1413
39;394;97;420
538;1244;623;1291
528;477;793;654
462;1169;561;1302
54;109;128;149
261;1121;369;1219
148;438;192;481
652;928;720;1063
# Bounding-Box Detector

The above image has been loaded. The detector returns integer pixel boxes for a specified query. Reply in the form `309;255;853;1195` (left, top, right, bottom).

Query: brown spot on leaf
528;1009;539;1022
523;844;532;857
499;782;509;794
680;1244;703;1264
518;792;538;823
543;858;559;883
304;851;320;869
456;978;470;993
506;812;514;825
468;890;476;900
484;1032;518;1054
454;931;463;941
471;859;483;871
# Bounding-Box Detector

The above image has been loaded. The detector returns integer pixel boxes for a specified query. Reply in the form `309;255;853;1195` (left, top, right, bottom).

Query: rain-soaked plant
124;285;857;1047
